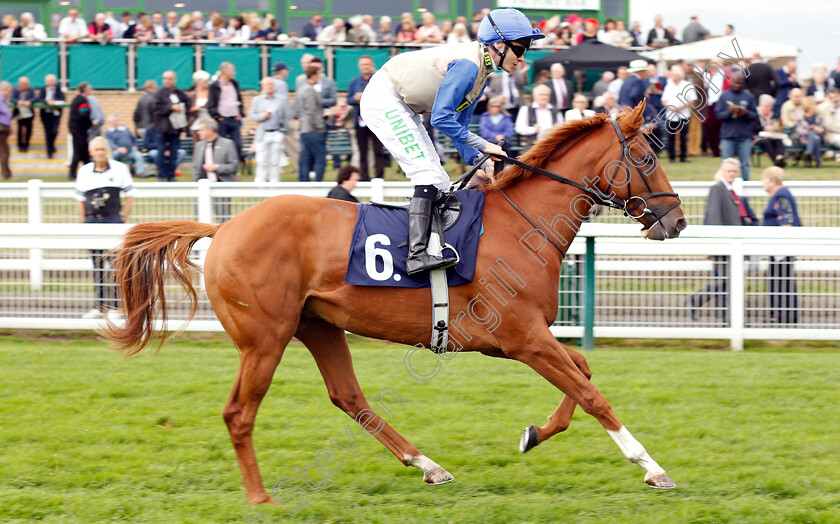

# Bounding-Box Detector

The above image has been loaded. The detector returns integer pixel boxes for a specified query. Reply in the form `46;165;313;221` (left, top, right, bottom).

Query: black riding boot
406;187;457;276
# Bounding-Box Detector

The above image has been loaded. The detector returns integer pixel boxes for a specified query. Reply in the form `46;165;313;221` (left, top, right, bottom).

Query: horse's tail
101;220;221;358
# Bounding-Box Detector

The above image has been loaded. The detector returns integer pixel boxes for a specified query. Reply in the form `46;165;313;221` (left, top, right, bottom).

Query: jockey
360;8;544;276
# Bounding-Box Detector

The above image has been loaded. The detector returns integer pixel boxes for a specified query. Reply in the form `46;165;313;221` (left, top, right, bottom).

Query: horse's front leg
503;330;675;489
520;344;591;453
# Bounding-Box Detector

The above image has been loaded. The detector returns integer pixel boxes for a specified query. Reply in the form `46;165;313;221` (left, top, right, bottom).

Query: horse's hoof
424;466;454;485
645;472;676;489
250;494;282;505
519;424;539;453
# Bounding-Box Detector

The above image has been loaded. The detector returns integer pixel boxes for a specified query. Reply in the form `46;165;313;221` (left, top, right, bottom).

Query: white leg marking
403;454;441;473
403;454;454;485
607;426;666;480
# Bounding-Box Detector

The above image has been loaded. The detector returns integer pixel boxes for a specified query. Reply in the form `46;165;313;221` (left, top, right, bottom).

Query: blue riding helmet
477;8;545;47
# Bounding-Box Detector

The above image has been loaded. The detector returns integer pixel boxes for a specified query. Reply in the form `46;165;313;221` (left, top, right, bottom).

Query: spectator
686;60;706;157
104;11;119;33
377;16;395;43
298;65;327;182
177;13;196;40
831;57;840;91
593;92;618;115
204;11;220;33
780;87;804;129
556;24;573;46
0;81;12;180
35;74;65;159
105;113;146;177
327;165;361;202
271;62;298;177
10;76;36;153
19;12;46;43
59;8;88;43
133;14;155;44
702;57;728;157
618;60;648;109
207;62;244;161
630;21;644;47
752;94;787;167
478;97;514;154
577;18;598;44
608;20;631;48
440;19;454;41
774;61;800;118
152;70;190;181
397;18;417;43
188;71;211;143
68;82;93;180
685;158;757;321
115;11;133;39
806;63;832;103
348;15;376;44
414;12;443;44
249;77;289;183
301;13;324;40
76;137;134;320
646;15;669;48
565;94;596;121
151;12;167;39
544;63;574;113
715;72;757;178
607;66;628;98
724;24;734;36
317;18;347;43
744;52;777;100
447;22;471;44
326;97;352;170
161;11;180;40
143;123;185;171
662;65;697;163
206;15;226;42
245;13;262;42
665;26;681;45
133;79;157;140
681;14;708;44
256;14;281;40
515;84;563;147
760;166;800;324
793;96;824;167
225;15;250;43
88;13;113;44
86;90;104;140
817;87;840;151
592;71;614;98
487;60;528;116
193;118;239;221
348;55;386;180
0;14;18;45
596;19;614;44
188;11;204;38
294;57;337;111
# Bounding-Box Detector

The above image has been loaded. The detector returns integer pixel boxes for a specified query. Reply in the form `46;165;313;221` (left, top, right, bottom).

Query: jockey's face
492;42;524;73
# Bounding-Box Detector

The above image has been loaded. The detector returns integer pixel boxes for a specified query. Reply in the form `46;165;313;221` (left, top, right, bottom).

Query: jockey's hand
470;163;495;187
482;142;504;160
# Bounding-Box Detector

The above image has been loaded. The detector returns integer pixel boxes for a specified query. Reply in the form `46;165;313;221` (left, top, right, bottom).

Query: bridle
476;113;681;256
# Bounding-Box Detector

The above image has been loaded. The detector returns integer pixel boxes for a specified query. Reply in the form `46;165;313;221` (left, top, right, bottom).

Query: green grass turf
1;332;839;523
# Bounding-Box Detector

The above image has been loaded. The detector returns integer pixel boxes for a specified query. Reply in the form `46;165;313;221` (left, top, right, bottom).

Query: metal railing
0;222;838;350
2;179;840;227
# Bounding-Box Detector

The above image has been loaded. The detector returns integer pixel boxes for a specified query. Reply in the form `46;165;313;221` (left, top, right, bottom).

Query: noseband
481;113;682;256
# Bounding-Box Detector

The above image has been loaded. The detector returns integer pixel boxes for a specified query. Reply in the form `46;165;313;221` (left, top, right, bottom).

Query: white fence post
730;239;745;351
197;179;213;224
27;179;44;291
370;177;385;203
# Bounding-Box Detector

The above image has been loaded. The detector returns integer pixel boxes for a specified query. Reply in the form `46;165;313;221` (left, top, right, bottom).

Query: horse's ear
633;98;647;121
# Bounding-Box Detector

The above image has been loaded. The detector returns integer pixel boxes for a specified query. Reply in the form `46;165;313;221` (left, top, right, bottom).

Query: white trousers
254;131;287;183
360;70;450;191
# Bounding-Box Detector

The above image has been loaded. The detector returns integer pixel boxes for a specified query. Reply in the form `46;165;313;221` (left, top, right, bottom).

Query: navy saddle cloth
345;189;485;288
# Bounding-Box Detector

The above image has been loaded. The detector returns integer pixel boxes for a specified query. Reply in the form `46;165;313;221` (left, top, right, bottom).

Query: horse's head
600;101;687;240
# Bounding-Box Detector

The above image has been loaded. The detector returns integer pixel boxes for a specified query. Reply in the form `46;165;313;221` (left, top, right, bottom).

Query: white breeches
360;70;450;191
255;131;287;183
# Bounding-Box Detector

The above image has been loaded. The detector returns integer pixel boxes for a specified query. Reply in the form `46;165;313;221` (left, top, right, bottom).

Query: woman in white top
226;15;250;43
447;23;472;44
19;12;47;44
515;84;563;146
188;71;211;143
564;94;596;121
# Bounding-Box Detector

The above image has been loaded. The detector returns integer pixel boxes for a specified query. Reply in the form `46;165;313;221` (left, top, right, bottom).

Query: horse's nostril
675;218;687;231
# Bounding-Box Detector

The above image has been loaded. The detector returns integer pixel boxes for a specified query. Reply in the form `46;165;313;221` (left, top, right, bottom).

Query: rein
474;113;681;256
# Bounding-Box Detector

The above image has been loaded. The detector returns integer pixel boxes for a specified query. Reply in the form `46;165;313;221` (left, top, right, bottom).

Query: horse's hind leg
295;318;454;485
505;330;675;489
222;337;288;504
520;345;591;453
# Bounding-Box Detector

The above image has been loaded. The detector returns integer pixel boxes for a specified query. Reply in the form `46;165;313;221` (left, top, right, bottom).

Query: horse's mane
481;108;639;193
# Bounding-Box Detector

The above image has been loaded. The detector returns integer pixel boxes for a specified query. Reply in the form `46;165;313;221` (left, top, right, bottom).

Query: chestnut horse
104;101;686;504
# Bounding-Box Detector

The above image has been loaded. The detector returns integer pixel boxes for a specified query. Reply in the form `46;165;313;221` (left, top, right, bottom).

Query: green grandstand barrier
137;47;193;91
204;47;260;90
269;48;324;92
0;45;58;88
68;45;127;89
334;48;391;91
